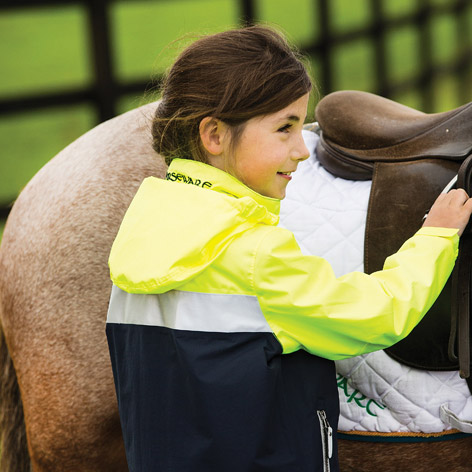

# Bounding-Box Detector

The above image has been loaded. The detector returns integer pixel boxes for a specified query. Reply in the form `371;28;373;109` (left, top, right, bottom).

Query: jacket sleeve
253;226;459;360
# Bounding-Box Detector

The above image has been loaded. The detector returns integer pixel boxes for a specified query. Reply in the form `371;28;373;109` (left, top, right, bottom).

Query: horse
0;96;471;471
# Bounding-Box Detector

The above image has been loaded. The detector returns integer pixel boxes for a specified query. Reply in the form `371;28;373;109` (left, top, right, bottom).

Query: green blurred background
1;0;472;239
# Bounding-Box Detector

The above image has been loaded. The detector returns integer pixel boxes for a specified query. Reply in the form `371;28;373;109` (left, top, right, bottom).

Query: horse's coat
0;102;471;471
0;102;165;471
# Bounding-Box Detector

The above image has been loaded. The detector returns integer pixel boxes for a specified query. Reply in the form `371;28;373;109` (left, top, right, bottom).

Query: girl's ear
199;117;230;157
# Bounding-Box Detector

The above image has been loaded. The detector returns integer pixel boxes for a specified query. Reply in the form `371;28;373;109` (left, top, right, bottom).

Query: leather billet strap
449;154;472;379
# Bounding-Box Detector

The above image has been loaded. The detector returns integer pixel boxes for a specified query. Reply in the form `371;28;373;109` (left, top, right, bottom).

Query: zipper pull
318;410;334;459
327;424;333;458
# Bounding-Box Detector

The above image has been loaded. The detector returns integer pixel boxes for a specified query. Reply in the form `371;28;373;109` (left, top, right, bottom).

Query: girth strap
449;155;472;379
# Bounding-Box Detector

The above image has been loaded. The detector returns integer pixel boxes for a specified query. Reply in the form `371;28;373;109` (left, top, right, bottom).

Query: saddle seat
314;90;472;385
316;90;472;180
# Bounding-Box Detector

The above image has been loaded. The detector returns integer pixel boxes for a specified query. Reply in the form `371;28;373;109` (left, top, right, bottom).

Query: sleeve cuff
416;226;460;238
415;226;459;258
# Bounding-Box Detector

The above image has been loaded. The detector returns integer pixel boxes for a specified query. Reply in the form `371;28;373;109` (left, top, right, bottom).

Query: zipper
317;410;333;472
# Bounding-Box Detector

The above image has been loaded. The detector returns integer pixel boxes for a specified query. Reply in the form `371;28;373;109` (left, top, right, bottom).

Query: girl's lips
277;172;292;180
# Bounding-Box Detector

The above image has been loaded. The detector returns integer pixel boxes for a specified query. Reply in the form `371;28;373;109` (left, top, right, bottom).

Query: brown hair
151;25;313;165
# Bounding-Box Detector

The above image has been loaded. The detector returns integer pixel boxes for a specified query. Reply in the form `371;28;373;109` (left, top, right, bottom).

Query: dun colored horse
0;101;471;471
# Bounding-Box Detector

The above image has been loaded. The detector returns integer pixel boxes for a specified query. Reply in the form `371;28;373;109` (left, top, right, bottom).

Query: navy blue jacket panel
107;323;339;471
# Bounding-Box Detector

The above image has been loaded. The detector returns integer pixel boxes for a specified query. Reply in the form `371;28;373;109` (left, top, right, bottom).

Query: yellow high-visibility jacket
107;157;458;472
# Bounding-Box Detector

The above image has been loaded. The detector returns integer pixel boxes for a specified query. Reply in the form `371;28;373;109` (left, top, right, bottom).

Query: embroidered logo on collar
166;171;212;189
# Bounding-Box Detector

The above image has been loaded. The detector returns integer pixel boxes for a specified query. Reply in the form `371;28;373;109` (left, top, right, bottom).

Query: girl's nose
292;135;310;162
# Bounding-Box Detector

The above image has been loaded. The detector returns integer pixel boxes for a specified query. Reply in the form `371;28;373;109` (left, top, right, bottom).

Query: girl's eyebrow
277;114;300;123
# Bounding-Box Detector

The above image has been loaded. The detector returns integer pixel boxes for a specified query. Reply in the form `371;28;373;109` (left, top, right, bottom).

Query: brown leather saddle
314;90;472;384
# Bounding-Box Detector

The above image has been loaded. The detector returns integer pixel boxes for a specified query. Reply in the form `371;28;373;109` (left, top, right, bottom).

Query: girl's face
224;93;310;199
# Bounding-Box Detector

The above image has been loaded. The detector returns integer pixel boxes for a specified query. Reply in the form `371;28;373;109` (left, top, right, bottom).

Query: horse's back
339;436;472;471
0;101;164;471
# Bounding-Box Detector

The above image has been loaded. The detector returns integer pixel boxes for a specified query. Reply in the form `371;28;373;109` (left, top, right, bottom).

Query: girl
106;26;472;471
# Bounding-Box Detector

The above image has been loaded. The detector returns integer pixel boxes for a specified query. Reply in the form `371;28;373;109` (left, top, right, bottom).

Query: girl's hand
423;189;472;237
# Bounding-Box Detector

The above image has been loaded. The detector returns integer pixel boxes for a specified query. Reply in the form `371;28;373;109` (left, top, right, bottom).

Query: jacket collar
166;158;281;217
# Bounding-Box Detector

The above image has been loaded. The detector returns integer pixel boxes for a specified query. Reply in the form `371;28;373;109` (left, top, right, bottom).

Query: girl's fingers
423;188;472;236
449;188;470;204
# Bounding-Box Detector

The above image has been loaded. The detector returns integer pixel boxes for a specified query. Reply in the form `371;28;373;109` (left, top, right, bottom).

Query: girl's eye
278;124;292;133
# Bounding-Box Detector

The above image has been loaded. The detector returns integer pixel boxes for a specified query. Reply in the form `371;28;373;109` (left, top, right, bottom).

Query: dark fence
315;0;471;108
1;0;472;221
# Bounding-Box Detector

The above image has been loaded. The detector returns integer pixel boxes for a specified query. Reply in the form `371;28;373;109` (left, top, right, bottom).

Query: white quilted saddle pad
278;130;472;435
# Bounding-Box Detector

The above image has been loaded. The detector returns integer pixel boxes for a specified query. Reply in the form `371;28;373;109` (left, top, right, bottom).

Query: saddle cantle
315;90;472;180
314;90;472;382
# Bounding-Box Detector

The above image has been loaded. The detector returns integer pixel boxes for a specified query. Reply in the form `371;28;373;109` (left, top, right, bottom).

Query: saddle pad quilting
336;351;472;434
280;131;371;277
279;130;472;434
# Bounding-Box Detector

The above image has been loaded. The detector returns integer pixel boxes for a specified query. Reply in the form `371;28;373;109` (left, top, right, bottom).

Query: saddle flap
365;159;460;370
